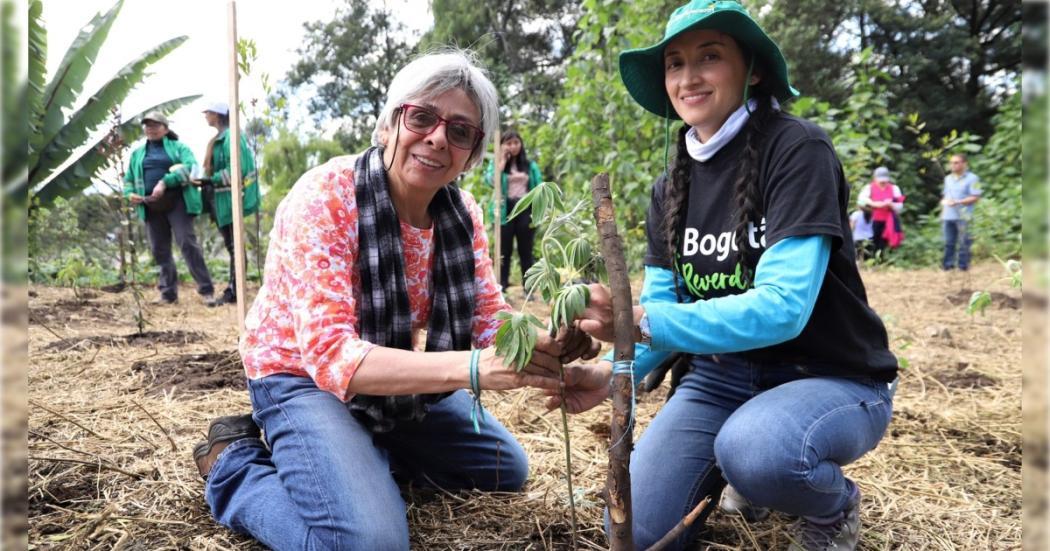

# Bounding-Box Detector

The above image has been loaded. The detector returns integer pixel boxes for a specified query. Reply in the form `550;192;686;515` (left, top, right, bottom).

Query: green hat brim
619;10;799;120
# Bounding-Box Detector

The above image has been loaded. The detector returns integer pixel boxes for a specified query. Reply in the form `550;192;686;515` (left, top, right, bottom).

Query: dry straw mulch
27;262;1021;550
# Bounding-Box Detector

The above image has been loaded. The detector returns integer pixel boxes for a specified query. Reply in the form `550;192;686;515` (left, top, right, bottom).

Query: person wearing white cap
200;101;260;305
124;112;217;305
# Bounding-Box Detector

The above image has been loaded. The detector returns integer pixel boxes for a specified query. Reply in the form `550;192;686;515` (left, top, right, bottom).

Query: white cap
202;101;229;116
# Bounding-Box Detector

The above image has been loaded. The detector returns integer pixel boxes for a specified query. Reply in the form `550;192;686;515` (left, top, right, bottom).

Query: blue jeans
942;219;972;270
617;355;894;550
205;374;529;551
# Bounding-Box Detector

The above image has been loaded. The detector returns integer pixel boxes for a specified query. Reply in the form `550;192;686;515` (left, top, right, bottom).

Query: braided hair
662;124;692;302
662;80;777;301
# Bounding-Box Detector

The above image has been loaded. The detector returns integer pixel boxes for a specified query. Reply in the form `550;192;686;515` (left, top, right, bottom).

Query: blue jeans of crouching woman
612;354;895;551
205;373;529;551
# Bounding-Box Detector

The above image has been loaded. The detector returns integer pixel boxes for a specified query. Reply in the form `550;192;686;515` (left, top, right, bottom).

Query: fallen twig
30;455;143;480
29;399;109;440
132;400;178;451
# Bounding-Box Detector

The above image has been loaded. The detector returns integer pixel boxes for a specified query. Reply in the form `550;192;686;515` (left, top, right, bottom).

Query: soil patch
131;350;246;397
30;301;119;324
41;330;206;352
946;288;1020;309
929;366;999;389
27;264;1022;550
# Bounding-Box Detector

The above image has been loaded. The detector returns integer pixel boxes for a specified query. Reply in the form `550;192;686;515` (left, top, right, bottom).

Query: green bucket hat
619;0;799;119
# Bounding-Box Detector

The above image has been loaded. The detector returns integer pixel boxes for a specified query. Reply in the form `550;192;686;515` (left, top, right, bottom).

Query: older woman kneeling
192;50;596;550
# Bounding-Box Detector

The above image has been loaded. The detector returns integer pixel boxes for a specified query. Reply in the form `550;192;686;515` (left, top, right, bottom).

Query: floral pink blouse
240;155;510;400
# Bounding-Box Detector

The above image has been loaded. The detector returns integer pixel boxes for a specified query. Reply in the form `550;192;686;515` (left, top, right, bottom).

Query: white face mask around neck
684;97;780;162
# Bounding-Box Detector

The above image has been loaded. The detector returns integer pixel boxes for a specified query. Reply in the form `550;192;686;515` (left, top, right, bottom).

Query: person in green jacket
124;112;216;306
482;130;542;290
200;101;260;306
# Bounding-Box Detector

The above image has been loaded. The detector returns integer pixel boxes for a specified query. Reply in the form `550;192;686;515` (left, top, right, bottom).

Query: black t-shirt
644;113;898;382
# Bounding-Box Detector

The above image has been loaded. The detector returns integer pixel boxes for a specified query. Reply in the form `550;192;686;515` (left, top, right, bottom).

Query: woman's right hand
128;193;144;204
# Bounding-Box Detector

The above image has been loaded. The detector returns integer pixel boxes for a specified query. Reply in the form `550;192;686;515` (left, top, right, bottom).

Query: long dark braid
662;125;692;303
730;91;775;286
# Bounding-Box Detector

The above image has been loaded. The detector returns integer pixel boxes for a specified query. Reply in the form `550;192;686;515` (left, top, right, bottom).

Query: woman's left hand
553;323;601;364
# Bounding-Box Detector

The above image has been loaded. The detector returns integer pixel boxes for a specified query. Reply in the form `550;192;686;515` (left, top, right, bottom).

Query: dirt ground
27;262;1023;550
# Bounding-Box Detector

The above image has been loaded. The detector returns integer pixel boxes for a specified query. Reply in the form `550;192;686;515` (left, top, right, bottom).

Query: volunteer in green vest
124;111;216;306
201;101;260;306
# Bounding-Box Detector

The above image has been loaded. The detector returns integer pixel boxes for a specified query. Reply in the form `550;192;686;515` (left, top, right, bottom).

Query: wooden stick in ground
589;172;635;550
227;0;247;331
644;496;712;551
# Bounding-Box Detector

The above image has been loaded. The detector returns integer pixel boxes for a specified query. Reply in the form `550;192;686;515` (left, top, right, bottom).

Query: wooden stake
227;0;247;331
492;129;503;289
590;172;634;550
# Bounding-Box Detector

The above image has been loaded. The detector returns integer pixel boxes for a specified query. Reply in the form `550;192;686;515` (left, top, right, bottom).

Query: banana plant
27;0;201;205
491;181;604;550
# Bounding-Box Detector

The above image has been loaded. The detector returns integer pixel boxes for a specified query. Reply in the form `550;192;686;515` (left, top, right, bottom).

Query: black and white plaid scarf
348;146;477;433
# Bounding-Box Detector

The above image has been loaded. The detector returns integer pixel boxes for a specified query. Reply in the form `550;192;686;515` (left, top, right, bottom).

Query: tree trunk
589;172;634;550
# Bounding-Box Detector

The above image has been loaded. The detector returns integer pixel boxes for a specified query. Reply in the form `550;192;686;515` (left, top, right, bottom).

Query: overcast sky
41;0;433;186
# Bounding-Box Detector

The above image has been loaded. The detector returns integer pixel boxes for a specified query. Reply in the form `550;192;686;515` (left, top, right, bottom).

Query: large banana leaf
30;35;188;188
32;95;201;205
32;0;123;170
27;0;46;135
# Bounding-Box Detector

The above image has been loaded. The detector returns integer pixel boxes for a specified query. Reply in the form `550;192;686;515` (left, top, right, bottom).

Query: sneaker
192;414;261;480
202;293;220;308
719;484;770;522
151;295;177;305
787;486;862;551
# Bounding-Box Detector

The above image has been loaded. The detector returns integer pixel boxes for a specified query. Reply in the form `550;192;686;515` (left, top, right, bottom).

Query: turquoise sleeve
642;235;831;359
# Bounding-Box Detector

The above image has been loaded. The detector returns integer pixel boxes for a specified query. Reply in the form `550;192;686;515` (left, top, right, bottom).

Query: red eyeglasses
398;103;485;150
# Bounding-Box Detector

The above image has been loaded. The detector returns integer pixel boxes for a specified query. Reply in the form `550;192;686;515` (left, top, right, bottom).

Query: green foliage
966;290;992;316
792;52;1022;268
286;0;414;152
853;0;1020;140
29;193;149;287
549;284;590;337
420;0;581;122
1022;82;1047;260
259;130;344;214
531;0;678;272
966;258;1021;317
55;257;89;297
753;0;851;105
493;311;543;370
495;182;602;368
27;0;200;205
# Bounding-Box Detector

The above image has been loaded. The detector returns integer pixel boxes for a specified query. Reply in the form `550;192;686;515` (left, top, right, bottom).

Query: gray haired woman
192;50;597;550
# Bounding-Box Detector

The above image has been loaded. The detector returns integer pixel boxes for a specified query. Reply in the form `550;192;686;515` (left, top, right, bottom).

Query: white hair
372;48;499;168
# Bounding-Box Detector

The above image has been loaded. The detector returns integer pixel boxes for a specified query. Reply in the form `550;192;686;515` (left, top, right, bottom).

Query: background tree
285;0;414;153
853;0;1020;140
753;0;853;105
419;0;581;123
